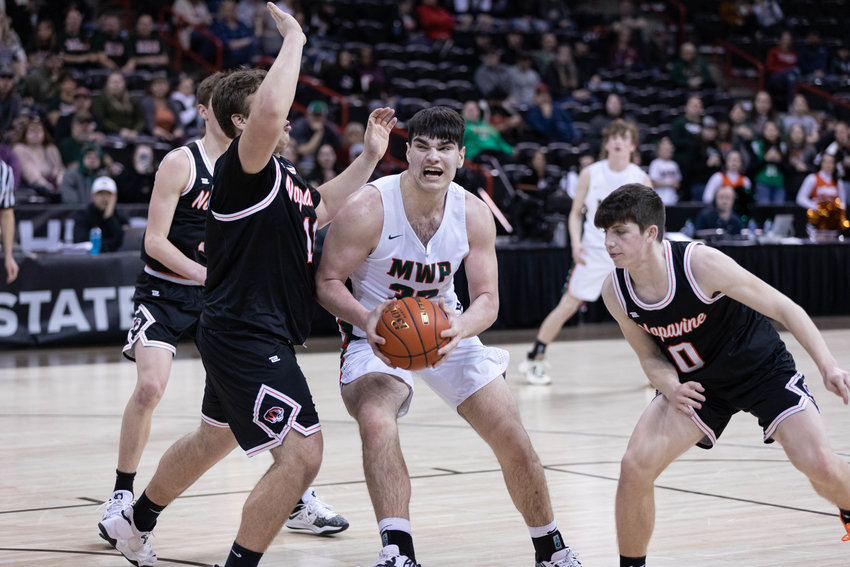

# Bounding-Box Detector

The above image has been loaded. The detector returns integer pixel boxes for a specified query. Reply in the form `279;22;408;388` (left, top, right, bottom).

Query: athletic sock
223;542;263;567
378;518;415;562
529;521;564;562
528;340;547;359
132;491;165;532
113;470;136;494
620;555;646;567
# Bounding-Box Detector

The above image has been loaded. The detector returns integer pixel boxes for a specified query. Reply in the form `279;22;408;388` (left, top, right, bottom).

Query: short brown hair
600;119;639;159
211;68;266;139
196;71;225;108
594;183;665;242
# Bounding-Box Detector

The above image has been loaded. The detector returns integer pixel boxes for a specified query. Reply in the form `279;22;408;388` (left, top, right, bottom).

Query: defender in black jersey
595;184;850;567
99;6;396;567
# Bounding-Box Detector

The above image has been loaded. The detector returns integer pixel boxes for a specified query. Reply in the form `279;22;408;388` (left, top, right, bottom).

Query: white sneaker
284;489;349;535
371;544;420;567
97;506;156;566
519;358;552;385
535;547;583;567
100;490;133;522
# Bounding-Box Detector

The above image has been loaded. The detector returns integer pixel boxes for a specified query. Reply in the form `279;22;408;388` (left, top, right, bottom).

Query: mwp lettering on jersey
387;258;452;283
285;174;313;211
191;189;211;211
639;312;707;342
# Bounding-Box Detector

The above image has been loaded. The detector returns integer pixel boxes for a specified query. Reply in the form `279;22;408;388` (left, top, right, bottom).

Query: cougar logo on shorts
264;407;285;423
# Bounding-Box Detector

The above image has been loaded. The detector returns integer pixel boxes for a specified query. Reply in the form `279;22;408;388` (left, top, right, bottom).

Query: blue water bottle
89;227;102;255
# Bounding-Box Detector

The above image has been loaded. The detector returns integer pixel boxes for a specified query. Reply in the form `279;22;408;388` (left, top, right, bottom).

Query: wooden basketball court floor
2;321;849;566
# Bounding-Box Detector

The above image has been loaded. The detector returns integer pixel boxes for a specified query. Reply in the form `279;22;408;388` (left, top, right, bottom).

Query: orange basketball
376;296;450;370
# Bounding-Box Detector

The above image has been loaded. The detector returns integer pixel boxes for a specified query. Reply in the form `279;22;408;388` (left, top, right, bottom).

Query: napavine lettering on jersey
639;312;707;341
387;258;452;283
285;173;313;211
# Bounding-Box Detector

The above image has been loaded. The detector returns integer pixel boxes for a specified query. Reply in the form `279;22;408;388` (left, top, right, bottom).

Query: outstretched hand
361;107;397;162
266;2;305;44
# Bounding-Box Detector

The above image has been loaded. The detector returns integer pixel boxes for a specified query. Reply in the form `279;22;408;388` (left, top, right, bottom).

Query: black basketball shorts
195;326;321;457
123;272;204;360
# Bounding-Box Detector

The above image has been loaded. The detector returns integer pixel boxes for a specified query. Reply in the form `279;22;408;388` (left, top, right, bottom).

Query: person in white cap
72;174;127;252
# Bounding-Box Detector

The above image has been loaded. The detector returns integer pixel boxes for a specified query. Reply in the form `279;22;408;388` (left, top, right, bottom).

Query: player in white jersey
520;119;651;385
316;106;583;567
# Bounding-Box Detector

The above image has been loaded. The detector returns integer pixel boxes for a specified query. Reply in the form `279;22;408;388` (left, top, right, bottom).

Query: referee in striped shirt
1;159;18;283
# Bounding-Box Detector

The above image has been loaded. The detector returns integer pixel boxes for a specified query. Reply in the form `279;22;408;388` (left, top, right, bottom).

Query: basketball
376;296;450;370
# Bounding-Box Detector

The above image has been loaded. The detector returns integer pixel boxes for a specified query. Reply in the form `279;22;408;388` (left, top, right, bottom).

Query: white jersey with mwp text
582;159;647;248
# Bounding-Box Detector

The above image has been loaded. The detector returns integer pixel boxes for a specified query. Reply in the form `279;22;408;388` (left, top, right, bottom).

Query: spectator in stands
786;122;817;194
45;72;77;131
648;137;681;205
172;0;213;50
58;6;95;72
20;50;63;111
797;29;829;82
501;27;526;66
474;47;511;100
541;43;582;102
209;1;257;69
525;83;578;144
484;89;525;145
572;39;601;89
358;46;386;101
72;175;127;252
336;120;365;168
13;117;64;202
829;42;850;81
748;119;788;204
25;19;57;69
0;136;21;190
506;52;541;109
750;0;784;36
749;90;778;136
0;64;22;135
608;28;642;71
702;149;752;206
0;12;26;80
113;142;155;203
320;48;363;99
765;30;800;109
670;95;703;199
532;32;558;76
644;27;676;73
60;142;106;204
57;113;100;166
415;0;455;43
141;75;185;143
92;11;131;71
125;13;170;74
91;71;144;141
688;116;723;201
782;93;820;145
54;86;103;147
517;149;559;194
390;0;423;45
289;100;342;173
588;93;637;155
819;120;850;197
796;152;844;211
694;184;743;235
728;102;756;156
170;74;200;138
461;99;513;162
0;157;17;283
609;0;649;47
305;143;343;187
670;41;715;90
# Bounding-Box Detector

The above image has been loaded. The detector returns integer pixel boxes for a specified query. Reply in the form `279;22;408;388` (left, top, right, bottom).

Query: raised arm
314;107;396;227
601;275;705;414
691;244;850;403
238;4;305;174
144;149;205;284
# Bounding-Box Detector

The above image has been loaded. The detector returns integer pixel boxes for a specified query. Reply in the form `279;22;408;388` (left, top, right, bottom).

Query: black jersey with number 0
201;136;321;344
140;140;214;283
612;241;794;386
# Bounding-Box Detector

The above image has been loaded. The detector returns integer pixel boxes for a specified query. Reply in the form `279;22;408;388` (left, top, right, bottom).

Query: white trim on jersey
763;372;809;441
201;414;230;428
624;240;676;310
143;264;203;286
684;242;725;304
0;160;14;208
122;304;178;356
689;409;718;447
210;158;282;222
196;138;215;176
611;269;629;315
168;145;196;196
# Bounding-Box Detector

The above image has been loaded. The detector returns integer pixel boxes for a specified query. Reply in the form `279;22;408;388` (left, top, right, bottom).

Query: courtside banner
0;252;142;347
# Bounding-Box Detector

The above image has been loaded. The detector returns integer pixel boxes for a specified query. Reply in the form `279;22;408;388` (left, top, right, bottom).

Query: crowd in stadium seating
0;0;849;242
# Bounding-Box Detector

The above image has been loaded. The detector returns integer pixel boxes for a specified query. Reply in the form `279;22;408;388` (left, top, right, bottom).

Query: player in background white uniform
316;106;583;567
520;119;651;385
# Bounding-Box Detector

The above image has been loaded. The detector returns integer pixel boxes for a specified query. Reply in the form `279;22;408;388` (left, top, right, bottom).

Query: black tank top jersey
201;136;321;345
140;140;213;281
612;241;794;387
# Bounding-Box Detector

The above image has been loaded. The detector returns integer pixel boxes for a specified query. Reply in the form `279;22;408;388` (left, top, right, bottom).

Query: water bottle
552;220;567;247
763;218;773;236
89;227;102;255
683;219;695;237
747;218;757;237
